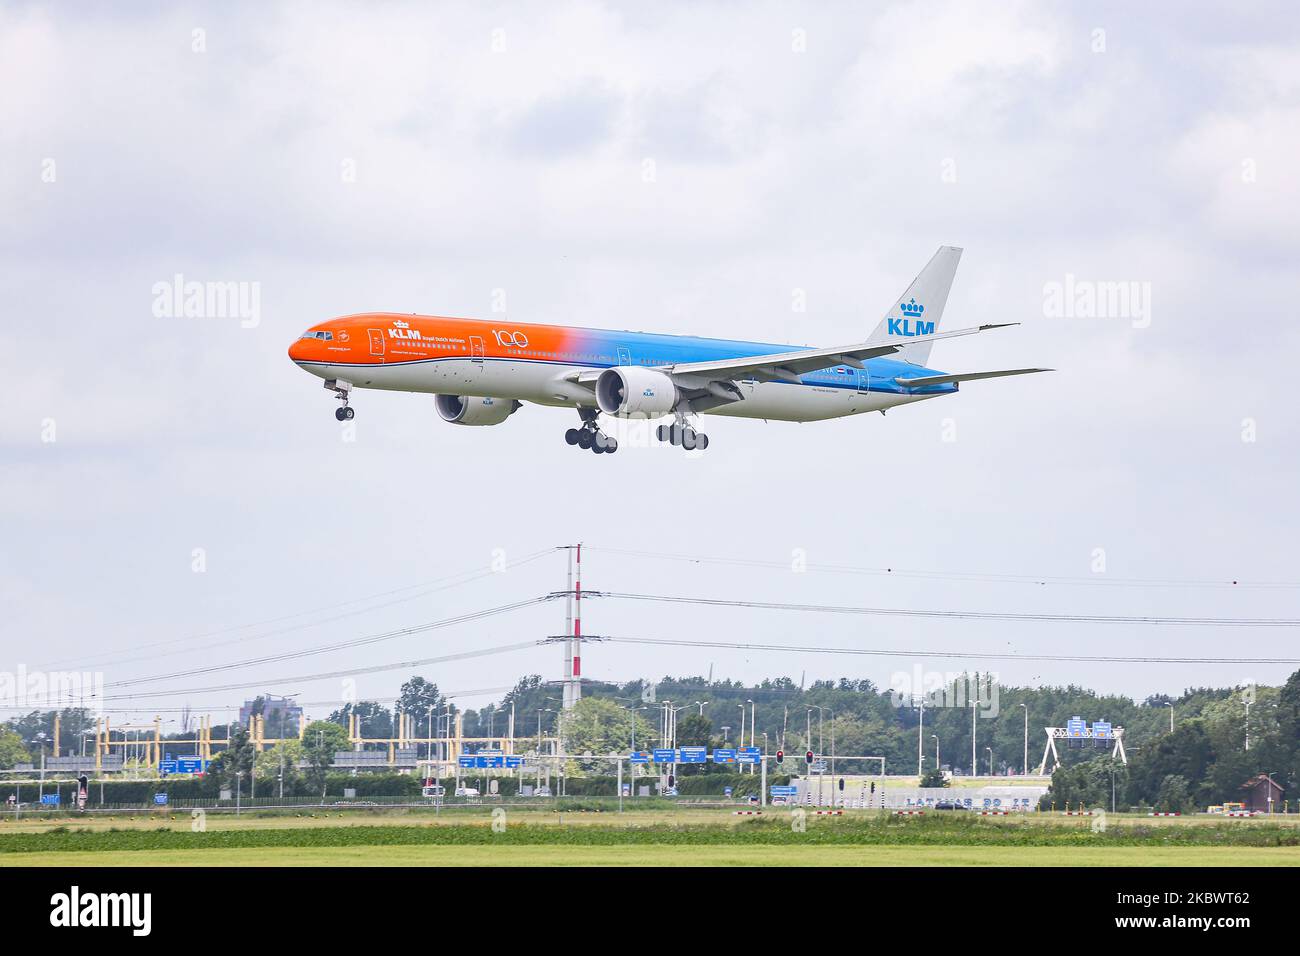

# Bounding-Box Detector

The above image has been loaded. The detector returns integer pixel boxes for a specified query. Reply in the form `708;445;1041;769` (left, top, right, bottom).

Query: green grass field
3;809;1297;866
7;844;1298;867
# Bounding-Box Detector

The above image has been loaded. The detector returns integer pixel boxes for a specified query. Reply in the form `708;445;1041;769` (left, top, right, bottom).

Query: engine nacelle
435;395;521;426
595;367;678;418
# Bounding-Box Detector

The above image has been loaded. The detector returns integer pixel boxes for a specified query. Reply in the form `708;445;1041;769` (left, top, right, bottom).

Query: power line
596;634;1300;665
101;597;556;690
36;547;560;671
92;640;542;703
585;545;1299;590
589;591;1300;627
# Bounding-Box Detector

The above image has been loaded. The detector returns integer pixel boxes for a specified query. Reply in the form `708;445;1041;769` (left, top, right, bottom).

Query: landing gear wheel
565;428;581;446
694;432;709;450
335;407;349;421
577;429;594;450
595;434;618;454
656;423;671;443
344;407;355;420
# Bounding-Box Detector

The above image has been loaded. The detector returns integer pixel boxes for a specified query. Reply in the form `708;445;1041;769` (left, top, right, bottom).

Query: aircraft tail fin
868;245;963;366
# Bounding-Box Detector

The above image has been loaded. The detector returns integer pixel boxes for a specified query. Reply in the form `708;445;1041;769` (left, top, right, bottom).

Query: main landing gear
325;379;355;421
656;420;709;451
565;408;618;454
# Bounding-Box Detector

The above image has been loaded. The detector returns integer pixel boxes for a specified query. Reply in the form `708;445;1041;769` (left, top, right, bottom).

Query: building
239;695;303;739
1240;774;1284;813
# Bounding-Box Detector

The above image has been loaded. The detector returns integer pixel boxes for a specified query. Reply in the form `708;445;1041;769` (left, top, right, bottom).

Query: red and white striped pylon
814;810;844;816
978;811;1011;816
1148;812;1181;817
895;810;925;816
1225;811;1258;817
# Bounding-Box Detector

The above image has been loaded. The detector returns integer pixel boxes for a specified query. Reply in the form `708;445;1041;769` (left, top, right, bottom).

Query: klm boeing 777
288;246;1048;453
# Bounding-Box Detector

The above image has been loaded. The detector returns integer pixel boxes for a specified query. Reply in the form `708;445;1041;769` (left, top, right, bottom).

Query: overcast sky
3;1;1298;732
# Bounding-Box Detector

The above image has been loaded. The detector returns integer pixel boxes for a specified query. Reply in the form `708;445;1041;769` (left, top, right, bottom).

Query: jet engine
435;395;521;426
595;367;678;418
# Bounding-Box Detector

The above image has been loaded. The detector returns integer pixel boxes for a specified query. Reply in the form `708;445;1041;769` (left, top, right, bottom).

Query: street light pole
1020;703;1028;776
932;734;939;774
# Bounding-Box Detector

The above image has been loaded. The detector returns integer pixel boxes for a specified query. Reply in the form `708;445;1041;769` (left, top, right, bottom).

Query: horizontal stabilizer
894;367;1052;389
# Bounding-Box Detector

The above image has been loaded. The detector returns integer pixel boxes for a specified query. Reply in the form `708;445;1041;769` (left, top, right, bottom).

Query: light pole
1268;772;1278;815
1019;703;1028;776
971;699;977;777
1166;701;1174;733
917;696;925;777
986;746;993;777
931;734;939;774
746;699;755;773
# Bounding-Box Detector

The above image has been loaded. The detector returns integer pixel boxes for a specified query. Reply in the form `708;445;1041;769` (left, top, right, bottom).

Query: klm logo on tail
888;299;934;337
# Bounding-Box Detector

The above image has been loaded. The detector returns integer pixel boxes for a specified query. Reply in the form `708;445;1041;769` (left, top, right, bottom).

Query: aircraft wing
892;367;1053;389
661;323;1018;385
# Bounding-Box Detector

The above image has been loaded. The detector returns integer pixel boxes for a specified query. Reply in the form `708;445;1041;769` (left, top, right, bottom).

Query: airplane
288;246;1049;453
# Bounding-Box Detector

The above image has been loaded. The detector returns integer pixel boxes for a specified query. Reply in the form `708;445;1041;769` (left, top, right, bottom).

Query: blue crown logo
900;298;924;317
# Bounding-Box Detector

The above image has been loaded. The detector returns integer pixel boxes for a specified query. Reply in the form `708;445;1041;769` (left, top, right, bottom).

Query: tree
560;698;655;766
1156;774;1194;813
919;767;947;788
398;677;443;729
209;724;257;792
327;701;392;739
301;721;349;796
675;713;712;748
0;728;31;769
255;739;303;790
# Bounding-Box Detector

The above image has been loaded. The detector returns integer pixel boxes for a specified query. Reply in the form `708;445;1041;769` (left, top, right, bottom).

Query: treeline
4;669;1296;811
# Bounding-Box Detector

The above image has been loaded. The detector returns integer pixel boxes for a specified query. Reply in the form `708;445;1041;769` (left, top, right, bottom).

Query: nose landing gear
325;379;355;421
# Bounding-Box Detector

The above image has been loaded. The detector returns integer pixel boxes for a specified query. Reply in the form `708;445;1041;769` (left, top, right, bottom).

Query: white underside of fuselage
294;357;940;423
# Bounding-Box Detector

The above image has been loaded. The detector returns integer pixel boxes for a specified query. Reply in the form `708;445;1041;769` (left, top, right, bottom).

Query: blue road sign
481;755;505;769
1066;716;1086;737
629;752;651;764
724;787;734;796
652;749;676;763
1092;721;1112;739
505;756;524;769
176;756;208;774
458;755;476;769
678;747;708;764
154;793;168;806
737;747;761;764
713;748;737;763
158;760;179;776
40;793;60;805
770;785;798;797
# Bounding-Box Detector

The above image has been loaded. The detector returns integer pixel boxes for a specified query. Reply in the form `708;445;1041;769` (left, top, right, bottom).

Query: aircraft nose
288;338;308;362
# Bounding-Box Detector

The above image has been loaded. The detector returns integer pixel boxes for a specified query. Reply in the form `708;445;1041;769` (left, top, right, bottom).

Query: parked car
455;786;480;798
532;786;552;797
933;800;964;810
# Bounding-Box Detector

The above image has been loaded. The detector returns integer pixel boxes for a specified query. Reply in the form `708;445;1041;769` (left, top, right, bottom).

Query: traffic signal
805;750;814;765
775;750;784;764
838;777;845;791
668;773;675;788
870;781;876;794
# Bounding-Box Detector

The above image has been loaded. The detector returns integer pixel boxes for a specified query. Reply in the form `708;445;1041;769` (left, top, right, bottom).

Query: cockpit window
299;331;333;340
